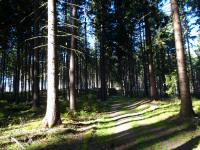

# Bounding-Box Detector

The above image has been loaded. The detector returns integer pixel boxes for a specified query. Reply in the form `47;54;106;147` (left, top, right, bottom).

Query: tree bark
14;29;21;103
84;16;88;92
1;48;6;98
69;0;77;112
139;22;149;97
43;0;61;128
100;24;107;101
144;16;158;100
32;0;40;109
95;40;99;89
186;32;195;94
171;0;195;117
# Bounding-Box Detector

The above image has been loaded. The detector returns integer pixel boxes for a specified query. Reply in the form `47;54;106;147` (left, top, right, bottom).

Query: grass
0;96;200;149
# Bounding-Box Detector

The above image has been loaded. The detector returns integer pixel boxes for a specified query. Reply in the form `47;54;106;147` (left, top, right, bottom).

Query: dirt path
87;99;200;150
87;99;154;150
2;98;200;150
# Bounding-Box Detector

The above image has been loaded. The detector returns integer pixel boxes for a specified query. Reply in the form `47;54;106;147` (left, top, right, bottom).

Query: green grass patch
1;97;200;149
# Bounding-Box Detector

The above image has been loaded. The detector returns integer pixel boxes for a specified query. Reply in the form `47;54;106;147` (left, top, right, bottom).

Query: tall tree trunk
32;0;40;109
41;52;44;91
186;32;195;94
100;24;107;101
171;0;195;117
139;22;149;97
95;40;99;88
144;16;158;100
69;0;77;112
84;15;88;91
1;48;6;98
14;30;21;102
43;0;61;128
28;43;32;102
24;41;28;101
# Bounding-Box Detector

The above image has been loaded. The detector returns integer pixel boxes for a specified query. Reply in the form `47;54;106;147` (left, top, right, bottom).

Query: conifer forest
1;0;200;149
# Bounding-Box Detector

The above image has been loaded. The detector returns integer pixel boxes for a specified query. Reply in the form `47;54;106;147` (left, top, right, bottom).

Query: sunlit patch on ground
1;97;200;149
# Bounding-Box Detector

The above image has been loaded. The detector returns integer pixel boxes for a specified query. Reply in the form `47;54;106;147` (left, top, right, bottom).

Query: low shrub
79;93;103;112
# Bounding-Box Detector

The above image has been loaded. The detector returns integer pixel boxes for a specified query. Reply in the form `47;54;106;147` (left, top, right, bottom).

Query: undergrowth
1;96;200;150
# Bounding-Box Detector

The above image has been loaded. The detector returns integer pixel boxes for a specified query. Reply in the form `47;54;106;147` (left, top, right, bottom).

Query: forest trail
1;97;200;150
1;0;200;149
86;98;200;150
109;99;152;134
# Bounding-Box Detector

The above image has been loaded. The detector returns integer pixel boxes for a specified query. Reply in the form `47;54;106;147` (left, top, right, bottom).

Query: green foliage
62;93;110;121
79;93;101;112
165;71;178;95
197;36;200;49
0;100;43;128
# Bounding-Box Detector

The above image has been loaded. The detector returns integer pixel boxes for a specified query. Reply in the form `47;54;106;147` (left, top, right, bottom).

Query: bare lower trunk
69;49;76;111
149;52;158;99
186;32;195;94
43;0;61;128
32;0;40;109
100;23;107;101
171;0;195;118
95;41;99;88
69;0;77;112
139;22;149;97
14;33;21;102
144;16;158;100
1;49;6;98
84;17;88;91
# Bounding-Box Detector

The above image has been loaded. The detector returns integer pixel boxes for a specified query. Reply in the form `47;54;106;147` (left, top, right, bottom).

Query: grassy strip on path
1;97;200;150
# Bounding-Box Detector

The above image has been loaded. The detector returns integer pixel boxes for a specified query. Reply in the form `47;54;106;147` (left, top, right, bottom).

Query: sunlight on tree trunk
171;0;195;118
42;0;61;128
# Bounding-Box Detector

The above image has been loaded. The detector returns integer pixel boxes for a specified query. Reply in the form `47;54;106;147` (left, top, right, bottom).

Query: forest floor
1;96;200;150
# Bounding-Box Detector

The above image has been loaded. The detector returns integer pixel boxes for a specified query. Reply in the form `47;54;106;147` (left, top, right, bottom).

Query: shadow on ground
31;98;200;150
1;96;200;150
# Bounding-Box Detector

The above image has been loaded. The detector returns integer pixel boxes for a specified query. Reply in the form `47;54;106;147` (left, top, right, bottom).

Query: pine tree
69;0;77;112
43;0;61;128
171;0;195;117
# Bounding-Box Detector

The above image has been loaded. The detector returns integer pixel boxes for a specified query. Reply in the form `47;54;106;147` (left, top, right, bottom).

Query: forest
1;0;200;149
